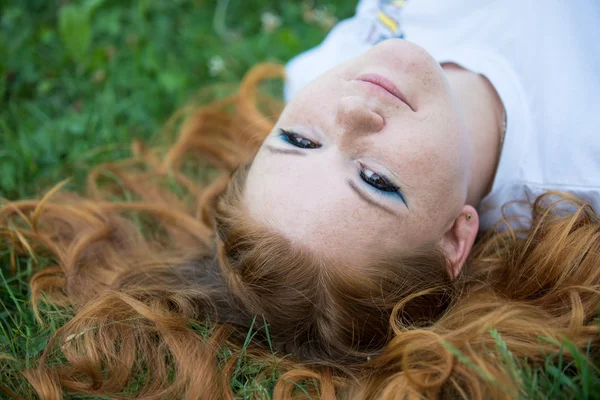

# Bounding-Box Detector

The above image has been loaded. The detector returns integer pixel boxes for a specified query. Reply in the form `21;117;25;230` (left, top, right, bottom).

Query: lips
355;73;414;111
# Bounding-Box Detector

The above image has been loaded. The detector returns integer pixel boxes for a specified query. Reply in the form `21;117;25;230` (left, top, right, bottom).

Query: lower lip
356;73;413;110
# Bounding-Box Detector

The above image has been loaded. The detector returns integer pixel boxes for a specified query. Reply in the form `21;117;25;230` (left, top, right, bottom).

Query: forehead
243;147;432;265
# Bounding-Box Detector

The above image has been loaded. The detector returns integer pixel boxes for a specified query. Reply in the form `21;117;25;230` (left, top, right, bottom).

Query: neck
442;63;505;206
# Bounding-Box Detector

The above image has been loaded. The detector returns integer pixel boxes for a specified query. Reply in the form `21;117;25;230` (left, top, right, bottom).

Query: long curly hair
1;64;599;399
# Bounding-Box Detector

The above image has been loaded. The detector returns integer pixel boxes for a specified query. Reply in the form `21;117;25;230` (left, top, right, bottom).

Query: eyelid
277;125;325;142
358;161;397;189
278;128;321;149
358;161;408;206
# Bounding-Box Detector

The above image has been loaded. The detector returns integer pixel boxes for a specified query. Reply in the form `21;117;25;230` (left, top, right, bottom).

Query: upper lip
355;73;415;111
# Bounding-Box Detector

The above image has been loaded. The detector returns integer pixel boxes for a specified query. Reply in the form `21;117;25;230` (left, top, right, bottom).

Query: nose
335;96;385;136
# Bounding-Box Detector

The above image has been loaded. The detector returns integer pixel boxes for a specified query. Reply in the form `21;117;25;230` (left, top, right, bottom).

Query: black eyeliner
277;128;320;149
358;164;407;206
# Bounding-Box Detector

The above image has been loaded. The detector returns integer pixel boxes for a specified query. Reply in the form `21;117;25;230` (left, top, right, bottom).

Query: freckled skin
244;39;472;266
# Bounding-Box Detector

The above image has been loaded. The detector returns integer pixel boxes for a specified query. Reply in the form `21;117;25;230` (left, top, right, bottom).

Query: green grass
444;330;600;399
1;0;599;398
0;0;353;200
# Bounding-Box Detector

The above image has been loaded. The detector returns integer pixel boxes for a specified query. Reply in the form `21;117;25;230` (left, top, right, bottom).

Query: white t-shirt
284;0;600;231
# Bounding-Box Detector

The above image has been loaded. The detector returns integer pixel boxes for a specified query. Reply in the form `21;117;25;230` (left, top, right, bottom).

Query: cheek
385;143;461;237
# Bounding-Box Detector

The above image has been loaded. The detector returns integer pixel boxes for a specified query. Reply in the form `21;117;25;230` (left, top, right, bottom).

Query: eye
278;129;321;149
359;162;407;204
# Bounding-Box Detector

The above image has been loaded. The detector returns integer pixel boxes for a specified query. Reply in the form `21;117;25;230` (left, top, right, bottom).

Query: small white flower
208;55;225;77
313;8;338;30
261;11;282;33
302;1;315;23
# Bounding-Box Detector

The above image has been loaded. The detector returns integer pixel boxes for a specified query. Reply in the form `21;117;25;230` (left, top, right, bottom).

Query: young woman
250;0;600;278
3;0;600;399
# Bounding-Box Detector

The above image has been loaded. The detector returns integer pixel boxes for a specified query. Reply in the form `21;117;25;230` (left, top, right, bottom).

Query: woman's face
244;39;472;267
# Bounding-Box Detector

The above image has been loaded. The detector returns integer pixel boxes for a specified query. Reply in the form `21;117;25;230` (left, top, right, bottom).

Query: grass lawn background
1;0;599;398
0;0;355;200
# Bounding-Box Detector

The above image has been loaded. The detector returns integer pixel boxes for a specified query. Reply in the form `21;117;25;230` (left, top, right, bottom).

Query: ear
438;205;479;278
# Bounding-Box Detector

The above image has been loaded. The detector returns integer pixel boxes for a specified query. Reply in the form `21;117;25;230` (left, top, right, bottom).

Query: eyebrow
347;180;398;216
265;145;306;156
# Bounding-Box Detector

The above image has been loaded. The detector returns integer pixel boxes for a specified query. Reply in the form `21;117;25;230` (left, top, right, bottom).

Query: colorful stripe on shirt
366;0;407;44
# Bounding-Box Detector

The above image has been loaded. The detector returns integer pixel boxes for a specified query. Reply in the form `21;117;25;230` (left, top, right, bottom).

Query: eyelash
358;163;406;203
277;129;407;204
279;129;321;149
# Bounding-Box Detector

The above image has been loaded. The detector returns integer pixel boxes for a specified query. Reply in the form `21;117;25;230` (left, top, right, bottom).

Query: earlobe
440;205;479;278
